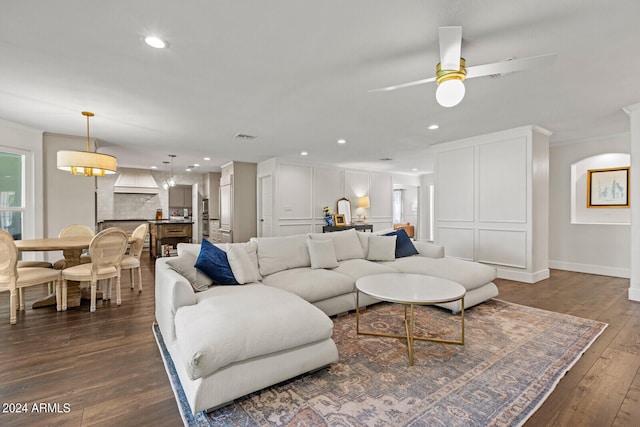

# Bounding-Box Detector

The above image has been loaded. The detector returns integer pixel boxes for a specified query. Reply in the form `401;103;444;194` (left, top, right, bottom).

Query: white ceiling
1;1;639;175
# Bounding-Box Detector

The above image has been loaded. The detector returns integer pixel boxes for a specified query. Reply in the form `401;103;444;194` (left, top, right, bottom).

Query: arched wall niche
571;152;630;224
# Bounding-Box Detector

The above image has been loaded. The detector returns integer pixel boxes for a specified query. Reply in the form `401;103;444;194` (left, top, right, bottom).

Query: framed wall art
587;167;630;208
333;213;347;226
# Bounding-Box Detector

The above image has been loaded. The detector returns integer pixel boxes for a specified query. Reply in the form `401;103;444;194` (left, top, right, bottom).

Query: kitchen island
148;220;193;258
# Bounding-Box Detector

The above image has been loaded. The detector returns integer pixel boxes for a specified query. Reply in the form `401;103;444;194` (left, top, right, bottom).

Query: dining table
15;234;138;309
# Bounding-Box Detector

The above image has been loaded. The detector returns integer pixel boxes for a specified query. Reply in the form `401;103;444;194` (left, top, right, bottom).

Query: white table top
356;273;465;304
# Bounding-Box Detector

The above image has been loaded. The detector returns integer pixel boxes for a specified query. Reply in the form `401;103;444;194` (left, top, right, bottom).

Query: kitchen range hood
113;170;159;194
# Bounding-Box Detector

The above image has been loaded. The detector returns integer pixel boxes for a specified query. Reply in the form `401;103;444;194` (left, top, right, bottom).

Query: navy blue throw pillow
194;239;239;285
384;229;419;258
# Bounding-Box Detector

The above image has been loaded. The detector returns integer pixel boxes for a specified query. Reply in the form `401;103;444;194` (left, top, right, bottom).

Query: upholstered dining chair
53;224;95;269
0;230;61;324
119;223;148;293
59;227;128;312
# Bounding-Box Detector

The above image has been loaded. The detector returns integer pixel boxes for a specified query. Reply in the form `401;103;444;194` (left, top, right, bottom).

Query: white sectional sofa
154;228;498;414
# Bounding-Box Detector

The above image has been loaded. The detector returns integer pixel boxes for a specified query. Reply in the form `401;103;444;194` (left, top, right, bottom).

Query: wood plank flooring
0;258;638;426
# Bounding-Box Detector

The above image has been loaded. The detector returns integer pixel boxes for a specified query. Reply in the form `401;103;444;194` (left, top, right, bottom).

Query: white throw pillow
307;239;339;269
226;244;260;284
309;228;364;261
251;235;311;276
367;235;397;261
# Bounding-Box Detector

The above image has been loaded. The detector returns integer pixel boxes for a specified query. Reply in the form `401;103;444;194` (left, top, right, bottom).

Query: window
0;151;24;239
393;189;403;223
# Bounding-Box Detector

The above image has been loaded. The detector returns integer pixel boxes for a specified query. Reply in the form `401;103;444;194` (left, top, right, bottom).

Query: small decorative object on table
323;206;334;226
334;213;347;227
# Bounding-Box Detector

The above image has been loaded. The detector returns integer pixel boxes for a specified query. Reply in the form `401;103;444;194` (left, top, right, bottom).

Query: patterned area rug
153;299;607;426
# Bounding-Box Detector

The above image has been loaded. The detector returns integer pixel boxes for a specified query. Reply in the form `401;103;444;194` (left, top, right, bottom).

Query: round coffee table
356;273;466;366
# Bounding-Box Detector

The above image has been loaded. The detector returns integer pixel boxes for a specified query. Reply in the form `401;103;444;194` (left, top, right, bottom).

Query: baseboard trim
628;288;640;302
496;268;550;283
548;260;630;279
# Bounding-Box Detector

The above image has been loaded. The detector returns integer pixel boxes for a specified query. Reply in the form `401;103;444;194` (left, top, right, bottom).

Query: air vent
234;133;257;140
379;157;393;161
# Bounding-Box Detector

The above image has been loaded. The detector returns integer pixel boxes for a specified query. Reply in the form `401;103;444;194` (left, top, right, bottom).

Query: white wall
0;119;44;248
549;133;631;277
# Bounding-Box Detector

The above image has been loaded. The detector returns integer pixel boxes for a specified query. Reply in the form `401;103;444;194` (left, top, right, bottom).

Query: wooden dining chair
60;227;128;312
53;224;95;269
119;223;148;293
0;230;61;324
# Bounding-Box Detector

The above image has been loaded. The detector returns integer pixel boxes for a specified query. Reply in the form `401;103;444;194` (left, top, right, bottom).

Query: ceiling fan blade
368;76;437;93
439;26;462;70
465;53;558;79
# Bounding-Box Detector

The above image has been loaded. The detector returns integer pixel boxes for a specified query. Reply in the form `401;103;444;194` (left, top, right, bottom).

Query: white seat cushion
377;256;497;291
261;267;353;303
61;263;118;281
332;258;399;282
120;255;140;269
174;284;334;380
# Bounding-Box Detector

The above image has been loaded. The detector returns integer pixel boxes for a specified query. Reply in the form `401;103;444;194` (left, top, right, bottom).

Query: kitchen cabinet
169;185;192;208
149;221;193;258
219;161;257;243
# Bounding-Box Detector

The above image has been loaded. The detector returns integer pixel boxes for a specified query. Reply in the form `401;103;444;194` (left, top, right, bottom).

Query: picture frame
334;213;347;227
587;167;630;208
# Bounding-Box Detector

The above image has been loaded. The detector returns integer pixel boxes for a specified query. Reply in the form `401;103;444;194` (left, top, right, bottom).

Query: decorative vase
324;216;334;226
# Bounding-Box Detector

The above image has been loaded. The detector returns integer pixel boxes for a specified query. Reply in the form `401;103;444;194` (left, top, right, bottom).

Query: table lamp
358;196;371;224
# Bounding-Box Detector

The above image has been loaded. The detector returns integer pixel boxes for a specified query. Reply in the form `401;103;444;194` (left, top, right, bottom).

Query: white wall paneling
344;170;370;201
477;229;527;268
370;172;393;219
436;147;474;222
314;166;343;218
257;158;396;236
434;126;550;282
478;137;527;223
278;163;313;219
278;223;314;236
436;227;474;260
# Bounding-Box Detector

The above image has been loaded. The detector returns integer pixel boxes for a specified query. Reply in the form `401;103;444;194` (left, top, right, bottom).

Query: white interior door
259;175;273;237
191;183;200;243
220;184;231;231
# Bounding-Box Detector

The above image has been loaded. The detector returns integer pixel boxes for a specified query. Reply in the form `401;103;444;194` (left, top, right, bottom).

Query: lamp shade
57;150;117;176
358;196;371;209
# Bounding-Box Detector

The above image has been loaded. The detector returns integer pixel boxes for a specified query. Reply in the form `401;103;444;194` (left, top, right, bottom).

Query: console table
322;224;373;233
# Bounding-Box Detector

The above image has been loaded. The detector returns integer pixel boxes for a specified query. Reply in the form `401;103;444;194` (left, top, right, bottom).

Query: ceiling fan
370;26;557;107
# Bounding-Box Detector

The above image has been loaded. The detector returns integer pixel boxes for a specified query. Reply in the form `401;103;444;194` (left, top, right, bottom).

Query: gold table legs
356;291;465;366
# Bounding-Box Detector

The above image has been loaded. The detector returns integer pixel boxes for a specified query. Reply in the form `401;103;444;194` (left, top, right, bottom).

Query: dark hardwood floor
0;257;638;426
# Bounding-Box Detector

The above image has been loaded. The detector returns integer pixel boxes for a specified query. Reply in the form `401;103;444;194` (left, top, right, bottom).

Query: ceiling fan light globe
436;79;465;107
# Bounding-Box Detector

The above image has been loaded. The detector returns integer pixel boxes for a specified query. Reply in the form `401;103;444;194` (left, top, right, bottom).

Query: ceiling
1;0;639;175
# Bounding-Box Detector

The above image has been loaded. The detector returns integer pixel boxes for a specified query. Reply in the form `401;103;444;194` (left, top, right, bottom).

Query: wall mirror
336;197;352;225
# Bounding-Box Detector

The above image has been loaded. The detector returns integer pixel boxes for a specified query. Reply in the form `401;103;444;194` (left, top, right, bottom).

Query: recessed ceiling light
185;168;192;172
150;165;158;169
300;151;308;156
203;157;211;161
193;163;200;167
337;139;346;144
412;168;418;172
428;124;439;130
144;36;168;49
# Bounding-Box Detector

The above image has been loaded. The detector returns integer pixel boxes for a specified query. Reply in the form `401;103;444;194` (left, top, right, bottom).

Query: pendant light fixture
161;154;177;190
57;111;117;176
161;161;170;190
